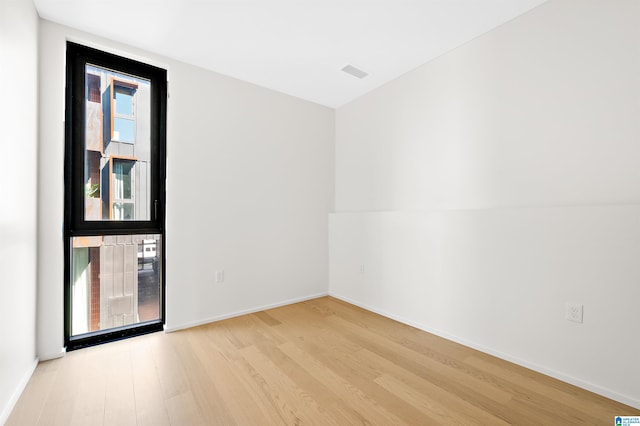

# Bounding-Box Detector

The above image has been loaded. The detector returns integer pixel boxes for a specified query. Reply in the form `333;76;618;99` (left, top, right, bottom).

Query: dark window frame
64;42;167;350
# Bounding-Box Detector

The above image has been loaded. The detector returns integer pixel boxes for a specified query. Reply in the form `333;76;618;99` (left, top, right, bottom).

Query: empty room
1;0;639;424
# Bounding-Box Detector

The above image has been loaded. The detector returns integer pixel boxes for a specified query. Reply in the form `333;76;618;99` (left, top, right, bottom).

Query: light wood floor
7;297;635;425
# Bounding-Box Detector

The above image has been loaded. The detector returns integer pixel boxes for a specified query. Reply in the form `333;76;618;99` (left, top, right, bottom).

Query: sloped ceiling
34;0;547;107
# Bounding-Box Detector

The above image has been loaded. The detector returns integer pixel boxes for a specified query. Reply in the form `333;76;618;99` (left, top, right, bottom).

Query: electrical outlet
565;302;583;323
215;270;224;283
359;264;365;274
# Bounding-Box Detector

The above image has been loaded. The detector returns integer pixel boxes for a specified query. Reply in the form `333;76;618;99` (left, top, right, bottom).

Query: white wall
0;0;39;422
331;0;640;408
165;56;334;330
37;21;334;356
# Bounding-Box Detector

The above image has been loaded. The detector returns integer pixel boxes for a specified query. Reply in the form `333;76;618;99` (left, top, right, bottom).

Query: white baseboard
0;357;39;426
164;292;329;333
329;292;640;410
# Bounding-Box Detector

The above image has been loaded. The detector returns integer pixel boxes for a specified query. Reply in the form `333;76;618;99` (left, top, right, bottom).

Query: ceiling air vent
341;64;368;79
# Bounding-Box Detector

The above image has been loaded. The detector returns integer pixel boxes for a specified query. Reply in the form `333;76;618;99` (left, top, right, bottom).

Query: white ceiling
34;0;547;108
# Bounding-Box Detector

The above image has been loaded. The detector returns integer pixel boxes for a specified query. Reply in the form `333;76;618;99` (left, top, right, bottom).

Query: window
111;79;137;143
87;74;101;103
65;42;167;350
111;158;135;220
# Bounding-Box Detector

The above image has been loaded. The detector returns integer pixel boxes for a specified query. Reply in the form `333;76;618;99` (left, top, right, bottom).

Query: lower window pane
112;202;134;220
113;117;135;143
71;234;161;337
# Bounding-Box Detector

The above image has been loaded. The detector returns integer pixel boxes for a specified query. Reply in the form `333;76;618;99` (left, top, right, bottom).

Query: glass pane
84;64;151;221
112;202;134;220
113;160;133;200
70;235;162;337
114;87;133;115
113;118;135;143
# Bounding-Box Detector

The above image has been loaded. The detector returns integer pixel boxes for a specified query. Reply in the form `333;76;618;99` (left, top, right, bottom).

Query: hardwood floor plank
374;373;504;425
253;309;282;326
170;331;238;425
239;343;339;425
320;297;477;361
5;360;60;426
252;341;368;425
278;341;407;425
35;351;86;426
102;342;137;426
465;355;634;423
283;333;434;424
324;313;514;404
147;330;191;400
67;349;106;426
185;328;281;425
164;390;206;426
130;335;171;426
